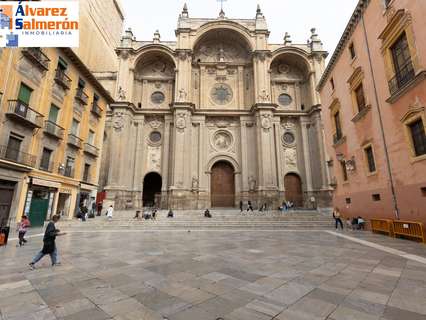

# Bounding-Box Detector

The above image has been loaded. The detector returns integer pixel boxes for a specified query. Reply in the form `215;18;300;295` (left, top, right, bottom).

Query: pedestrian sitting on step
167;209;174;218
204;209;212;218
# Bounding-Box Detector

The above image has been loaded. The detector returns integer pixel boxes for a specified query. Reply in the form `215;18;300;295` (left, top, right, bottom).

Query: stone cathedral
99;5;333;210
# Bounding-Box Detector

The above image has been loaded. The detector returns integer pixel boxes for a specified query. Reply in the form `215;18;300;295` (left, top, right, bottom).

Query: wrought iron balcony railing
91;102;102;117
21;48;50;71
67;133;83;149
44;120;65;139
82;173;92;183
388;60;415;95
75;88;89;105
39;160;54;173
64;166;74;178
83;143;99;157
0;145;36;167
6;100;43;128
333;132;343;145
54;69;72;90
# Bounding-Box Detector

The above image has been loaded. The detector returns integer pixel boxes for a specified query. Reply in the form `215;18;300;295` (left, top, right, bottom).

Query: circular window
283;132;295;145
149;131;162;143
151;91;165;104
211;83;233;105
278;93;292;106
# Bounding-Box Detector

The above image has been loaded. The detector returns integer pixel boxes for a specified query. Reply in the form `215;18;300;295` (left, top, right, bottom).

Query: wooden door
284;173;303;207
211;161;235;207
0;188;14;227
29;191;50;227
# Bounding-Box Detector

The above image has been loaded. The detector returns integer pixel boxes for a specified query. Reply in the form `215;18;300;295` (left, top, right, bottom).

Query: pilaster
300;117;313;192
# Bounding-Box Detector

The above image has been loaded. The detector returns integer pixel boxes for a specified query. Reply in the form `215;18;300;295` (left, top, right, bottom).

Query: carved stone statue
249;176;256;191
191;177;199;190
118;86;126;101
218;47;225;63
214;132;231;150
285;148;297;168
178;88;187;101
259;89;270;103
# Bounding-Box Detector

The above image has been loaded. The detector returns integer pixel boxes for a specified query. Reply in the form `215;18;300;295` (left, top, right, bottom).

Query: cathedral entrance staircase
56;209;334;230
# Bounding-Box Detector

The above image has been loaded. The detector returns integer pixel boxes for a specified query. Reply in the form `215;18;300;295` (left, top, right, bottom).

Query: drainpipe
360;13;400;219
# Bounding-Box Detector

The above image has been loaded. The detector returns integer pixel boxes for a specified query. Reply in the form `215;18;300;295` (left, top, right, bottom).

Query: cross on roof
217;0;227;12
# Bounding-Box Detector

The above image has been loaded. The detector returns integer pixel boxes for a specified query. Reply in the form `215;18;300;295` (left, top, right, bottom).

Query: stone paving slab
1;229;426;319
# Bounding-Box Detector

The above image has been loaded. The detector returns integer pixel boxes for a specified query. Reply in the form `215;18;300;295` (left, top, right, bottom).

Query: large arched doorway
284;173;303;207
143;172;162;207
211;161;235;207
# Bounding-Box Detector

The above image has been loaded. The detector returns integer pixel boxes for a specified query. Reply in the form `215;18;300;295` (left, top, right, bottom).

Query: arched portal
284;173;303;207
143;172;162;207
211;161;235;207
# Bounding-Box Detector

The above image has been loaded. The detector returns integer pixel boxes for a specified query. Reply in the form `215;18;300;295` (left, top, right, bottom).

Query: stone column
161;115;173;192
253;52;271;103
169;104;193;208
175;51;192;103
237;66;244;109
300;117;313;192
116;50;131;99
240;118;249;192
274;120;284;191
313;112;329;189
254;107;276;189
132;116;145;207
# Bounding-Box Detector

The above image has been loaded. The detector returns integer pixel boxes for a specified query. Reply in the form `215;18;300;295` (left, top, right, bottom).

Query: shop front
76;183;98;216
24;178;60;227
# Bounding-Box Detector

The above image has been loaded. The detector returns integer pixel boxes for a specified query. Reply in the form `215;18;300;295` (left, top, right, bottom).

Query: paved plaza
1;229;426;320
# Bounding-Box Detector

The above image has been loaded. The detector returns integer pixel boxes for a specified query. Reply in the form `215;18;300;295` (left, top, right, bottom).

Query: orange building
318;0;426;224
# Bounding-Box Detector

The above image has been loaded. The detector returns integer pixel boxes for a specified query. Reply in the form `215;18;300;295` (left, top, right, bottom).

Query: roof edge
317;0;370;91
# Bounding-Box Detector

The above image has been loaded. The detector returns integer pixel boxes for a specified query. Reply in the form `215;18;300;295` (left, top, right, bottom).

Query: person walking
16;215;30;247
97;202;103;216
239;200;243;212
29;215;64;269
333;207;344;230
247;201;254;212
107;205;114;221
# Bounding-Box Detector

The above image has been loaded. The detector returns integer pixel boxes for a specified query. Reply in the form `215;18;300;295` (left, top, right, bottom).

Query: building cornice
317;0;370;91
60;48;115;104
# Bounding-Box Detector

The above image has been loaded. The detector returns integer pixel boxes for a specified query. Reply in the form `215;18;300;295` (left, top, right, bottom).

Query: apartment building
318;0;426;223
0;47;113;227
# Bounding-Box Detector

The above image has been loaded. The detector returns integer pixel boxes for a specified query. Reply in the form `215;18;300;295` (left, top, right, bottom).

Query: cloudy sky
120;0;359;57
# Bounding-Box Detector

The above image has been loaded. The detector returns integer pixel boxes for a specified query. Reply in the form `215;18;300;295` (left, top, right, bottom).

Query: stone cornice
317;0;370;91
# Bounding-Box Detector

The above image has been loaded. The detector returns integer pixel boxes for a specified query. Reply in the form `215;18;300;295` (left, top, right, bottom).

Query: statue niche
133;52;176;108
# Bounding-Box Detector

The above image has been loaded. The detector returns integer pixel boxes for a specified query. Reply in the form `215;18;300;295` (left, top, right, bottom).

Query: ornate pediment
400;97;425;123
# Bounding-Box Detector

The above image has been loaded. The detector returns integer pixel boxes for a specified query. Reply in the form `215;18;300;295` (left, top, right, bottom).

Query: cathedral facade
100;5;333;210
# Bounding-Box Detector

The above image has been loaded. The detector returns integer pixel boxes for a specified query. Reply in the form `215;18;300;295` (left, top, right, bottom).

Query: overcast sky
120;0;359;57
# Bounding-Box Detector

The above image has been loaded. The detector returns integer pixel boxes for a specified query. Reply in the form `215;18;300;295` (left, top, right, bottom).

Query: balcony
82;173;92;183
83;143;99;157
6;100;43;128
388;60;415;95
44;120;64;139
333;132;343;145
54;69;72;90
39;160;54;173
64;166;74;178
333;133;346;147
75;88;89;105
91;102;102;118
67;133;83;149
0;145;36;167
22;48;50;71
